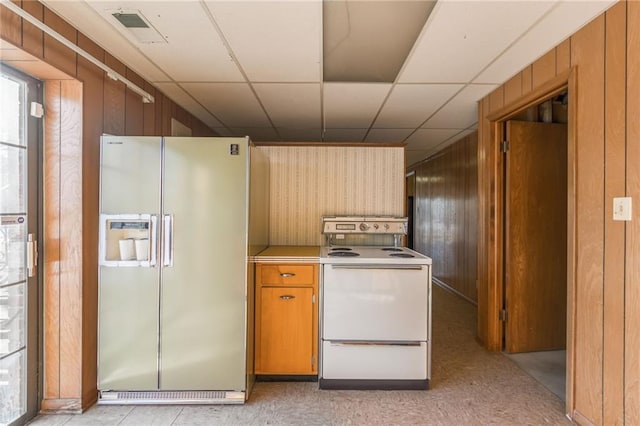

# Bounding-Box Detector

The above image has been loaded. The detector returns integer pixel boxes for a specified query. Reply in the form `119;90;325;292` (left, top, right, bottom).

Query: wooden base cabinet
255;263;318;375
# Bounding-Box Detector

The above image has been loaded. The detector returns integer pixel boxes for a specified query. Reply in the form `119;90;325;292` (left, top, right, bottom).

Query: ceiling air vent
112;13;149;29
108;9;167;44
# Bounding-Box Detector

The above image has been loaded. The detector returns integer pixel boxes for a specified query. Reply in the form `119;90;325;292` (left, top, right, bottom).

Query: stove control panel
322;216;407;235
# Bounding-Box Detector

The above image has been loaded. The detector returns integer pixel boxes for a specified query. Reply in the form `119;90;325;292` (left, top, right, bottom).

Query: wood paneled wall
258;145;405;246
1;0;215;412
477;1;639;424
409;133;477;303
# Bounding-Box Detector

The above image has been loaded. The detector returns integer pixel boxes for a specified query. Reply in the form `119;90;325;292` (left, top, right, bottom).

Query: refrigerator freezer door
100;136;162;213
160;137;248;391
98;136;162;390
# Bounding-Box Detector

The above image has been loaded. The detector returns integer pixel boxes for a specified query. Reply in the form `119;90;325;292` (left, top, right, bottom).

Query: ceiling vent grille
107;9;166;44
112;13;149;29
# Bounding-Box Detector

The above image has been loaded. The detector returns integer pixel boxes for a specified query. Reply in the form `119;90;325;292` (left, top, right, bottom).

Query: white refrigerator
97;136;269;404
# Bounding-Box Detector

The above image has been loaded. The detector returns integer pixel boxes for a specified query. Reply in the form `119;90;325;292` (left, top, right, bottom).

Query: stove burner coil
389;253;415;258
381;247;403;252
330;247;352;251
327;251;360;257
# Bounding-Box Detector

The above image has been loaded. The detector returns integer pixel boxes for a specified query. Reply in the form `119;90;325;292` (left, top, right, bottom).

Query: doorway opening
500;92;569;401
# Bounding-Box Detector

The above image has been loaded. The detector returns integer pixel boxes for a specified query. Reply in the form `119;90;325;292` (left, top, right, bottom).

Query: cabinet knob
280;272;296;277
279;295;295;300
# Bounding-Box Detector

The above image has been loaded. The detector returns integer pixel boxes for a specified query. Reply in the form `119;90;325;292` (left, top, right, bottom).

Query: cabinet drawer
260;264;315;286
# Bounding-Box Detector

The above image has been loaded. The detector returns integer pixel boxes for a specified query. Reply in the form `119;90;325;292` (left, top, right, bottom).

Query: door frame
483;68;577;413
1;63;43;425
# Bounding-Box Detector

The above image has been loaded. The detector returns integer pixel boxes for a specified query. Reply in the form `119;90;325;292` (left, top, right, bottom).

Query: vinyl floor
28;285;570;425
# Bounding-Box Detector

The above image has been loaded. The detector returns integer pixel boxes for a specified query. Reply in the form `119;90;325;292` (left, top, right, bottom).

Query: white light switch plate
613;197;632;221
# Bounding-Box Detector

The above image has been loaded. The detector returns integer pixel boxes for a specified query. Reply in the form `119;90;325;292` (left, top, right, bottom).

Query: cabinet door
259;287;314;374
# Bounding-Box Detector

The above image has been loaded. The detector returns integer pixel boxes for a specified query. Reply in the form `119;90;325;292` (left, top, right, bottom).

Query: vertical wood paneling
478;2;638;423
154;92;164;135
521;65;533;95
43;81;61;401
504;73;523;106
411;134;478;303
143;82;156;136
570;16;605;424
626;2;640;423
466;133;478;302
477;97;490;345
603;3;626;423
488;87;504;113
162;95;171;136
103;53;125;135
76;32;102;407
43;8;76;76
58;80;83;398
556;39;571;74
532;49;556;89
124;68;144;135
0;0;22;46
22;0;43;58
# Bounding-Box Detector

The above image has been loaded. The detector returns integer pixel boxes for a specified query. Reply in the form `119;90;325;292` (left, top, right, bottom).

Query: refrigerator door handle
149;215;158;267
163;214;174;267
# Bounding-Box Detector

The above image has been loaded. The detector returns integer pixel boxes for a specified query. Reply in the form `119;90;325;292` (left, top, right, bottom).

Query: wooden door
259;287;314;373
505;120;567;353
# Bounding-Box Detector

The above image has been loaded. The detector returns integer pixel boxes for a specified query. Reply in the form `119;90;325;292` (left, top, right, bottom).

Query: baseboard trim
432;277;478;306
571;409;596;426
40;398;83;414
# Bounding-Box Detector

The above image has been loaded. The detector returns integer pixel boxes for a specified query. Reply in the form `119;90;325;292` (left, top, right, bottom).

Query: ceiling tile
422;84;497;129
213;128;233;137
253;83;320;128
404;129;462;151
181;83;271;128
474;0;617;84
322;129;368;142
405;149;431;167
87;1;244;82
365;128;414;143
154;82;223;129
399;1;556;83
323;1;435;82
323;83;391;128
373;84;463;129
279;128;323;142
206;1;321;82
229;127;279;142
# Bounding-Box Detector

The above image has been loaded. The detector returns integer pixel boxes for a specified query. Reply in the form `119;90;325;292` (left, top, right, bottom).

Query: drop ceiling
37;0;616;166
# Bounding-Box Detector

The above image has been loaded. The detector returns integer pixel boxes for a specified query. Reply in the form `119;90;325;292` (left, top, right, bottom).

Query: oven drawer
259;264;316;286
321;341;428;380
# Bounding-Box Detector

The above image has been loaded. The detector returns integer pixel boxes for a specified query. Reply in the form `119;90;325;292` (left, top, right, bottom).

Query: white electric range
318;216;432;390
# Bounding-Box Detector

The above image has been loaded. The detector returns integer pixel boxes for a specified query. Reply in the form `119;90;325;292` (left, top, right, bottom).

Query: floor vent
98;390;245;405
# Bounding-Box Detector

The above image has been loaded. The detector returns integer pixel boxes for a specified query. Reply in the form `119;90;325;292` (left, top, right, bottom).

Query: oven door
322;263;429;341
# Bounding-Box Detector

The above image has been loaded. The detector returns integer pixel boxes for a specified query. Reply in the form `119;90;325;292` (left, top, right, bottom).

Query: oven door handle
328;340;422;347
330;264;424;271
